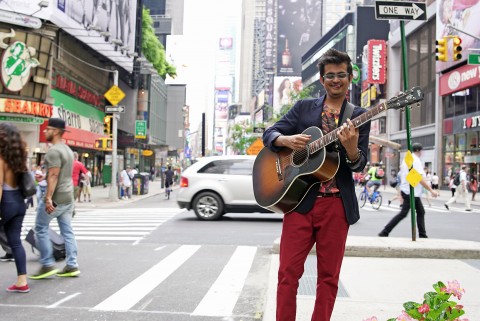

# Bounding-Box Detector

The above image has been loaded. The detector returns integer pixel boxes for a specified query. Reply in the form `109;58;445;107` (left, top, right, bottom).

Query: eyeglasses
323;72;349;80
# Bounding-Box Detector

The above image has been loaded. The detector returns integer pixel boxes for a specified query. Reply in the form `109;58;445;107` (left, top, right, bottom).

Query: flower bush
364;281;469;321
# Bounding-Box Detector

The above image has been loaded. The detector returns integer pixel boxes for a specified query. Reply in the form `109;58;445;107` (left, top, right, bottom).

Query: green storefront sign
0;115;45;124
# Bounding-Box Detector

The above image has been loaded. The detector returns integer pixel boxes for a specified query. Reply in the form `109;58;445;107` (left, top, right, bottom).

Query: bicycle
358;185;382;209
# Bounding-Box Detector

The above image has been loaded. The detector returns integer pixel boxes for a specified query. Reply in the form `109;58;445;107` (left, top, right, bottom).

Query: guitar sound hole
292;149;308;166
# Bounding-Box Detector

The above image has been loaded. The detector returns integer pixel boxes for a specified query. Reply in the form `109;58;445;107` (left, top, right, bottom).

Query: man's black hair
317;48;353;77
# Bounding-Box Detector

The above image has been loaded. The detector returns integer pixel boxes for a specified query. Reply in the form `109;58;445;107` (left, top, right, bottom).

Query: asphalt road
1;189;478;321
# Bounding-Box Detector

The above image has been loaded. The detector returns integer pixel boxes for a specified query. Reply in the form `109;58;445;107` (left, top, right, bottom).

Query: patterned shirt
319;104;340;194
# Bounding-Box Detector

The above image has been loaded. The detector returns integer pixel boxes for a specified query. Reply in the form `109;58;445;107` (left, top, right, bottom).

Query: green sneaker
28;265;59;280
56;265;80;277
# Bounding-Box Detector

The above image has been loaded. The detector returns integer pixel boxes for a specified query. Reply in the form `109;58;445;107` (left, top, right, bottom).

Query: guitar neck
309;102;387;153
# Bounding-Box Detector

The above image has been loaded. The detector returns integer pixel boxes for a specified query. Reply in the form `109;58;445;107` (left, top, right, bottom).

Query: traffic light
435;37;448;62
103;116;112;136
453;36;462;61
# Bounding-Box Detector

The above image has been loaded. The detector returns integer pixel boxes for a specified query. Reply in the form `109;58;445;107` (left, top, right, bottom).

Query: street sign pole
109;70;119;202
400;21;417;241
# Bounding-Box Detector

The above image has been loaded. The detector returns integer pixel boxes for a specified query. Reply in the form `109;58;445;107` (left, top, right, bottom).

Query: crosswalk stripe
21;208;182;242
191;246;257;317
91;245;201;312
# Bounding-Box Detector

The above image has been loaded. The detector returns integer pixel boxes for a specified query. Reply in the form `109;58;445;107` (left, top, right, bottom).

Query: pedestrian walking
29;118;80;279
470;173;477;201
262;48;371;321
449;173;457;197
0;123;30;292
422;169;432;206
379;143;439;238
388;171;403;206
24;164;36;209
72;152;87;202
431;172;439;191
35;164;47;206
0;225;14;262
120;166;132;199
82;167;92;202
445;165;472;211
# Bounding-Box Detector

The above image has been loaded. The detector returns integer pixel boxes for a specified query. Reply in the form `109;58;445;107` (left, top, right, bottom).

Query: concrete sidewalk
264;184;480;321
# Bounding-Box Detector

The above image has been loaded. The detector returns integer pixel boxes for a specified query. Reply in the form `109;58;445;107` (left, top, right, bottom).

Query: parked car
176;155;272;220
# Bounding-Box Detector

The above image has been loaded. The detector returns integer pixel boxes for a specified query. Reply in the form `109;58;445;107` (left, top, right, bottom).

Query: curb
272;236;480;259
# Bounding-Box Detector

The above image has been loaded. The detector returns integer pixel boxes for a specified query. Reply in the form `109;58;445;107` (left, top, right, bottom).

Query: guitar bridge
276;157;283;181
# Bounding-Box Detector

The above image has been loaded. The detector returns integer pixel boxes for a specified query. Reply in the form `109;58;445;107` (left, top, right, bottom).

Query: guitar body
252;127;339;214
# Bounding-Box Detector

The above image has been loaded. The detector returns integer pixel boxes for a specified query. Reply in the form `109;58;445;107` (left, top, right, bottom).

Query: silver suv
176;155;272;220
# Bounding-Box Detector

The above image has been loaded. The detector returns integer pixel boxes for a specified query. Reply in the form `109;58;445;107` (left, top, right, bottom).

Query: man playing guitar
262;48;371;321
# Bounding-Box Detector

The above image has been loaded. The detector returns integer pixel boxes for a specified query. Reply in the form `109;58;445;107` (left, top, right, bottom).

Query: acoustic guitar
252;87;425;214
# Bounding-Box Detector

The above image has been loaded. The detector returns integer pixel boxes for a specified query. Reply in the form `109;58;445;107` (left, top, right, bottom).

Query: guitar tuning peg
416;102;421;108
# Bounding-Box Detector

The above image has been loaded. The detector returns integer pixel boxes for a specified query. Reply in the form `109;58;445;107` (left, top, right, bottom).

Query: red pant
276;197;349;321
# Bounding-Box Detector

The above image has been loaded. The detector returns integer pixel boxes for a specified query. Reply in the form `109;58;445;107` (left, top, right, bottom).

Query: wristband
346;148;361;164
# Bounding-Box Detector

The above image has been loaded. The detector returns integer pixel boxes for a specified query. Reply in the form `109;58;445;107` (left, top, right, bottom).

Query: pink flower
396;311;414;321
453;319;469;321
363;317;378;321
418;303;430;313
445;280;465;300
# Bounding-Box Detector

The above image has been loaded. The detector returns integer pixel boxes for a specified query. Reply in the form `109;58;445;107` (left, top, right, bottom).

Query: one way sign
375;1;427;21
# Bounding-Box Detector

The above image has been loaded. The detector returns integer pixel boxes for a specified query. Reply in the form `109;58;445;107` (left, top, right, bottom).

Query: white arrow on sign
378;3;425;19
105;105;125;113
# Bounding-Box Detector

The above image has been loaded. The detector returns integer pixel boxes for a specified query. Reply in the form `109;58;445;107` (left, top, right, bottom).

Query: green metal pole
400;21;416;241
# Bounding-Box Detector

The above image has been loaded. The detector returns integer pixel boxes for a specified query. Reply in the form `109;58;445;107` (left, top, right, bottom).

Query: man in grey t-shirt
30;118;80;279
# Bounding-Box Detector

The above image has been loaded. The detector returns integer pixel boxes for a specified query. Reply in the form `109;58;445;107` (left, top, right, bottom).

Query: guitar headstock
386;86;424;110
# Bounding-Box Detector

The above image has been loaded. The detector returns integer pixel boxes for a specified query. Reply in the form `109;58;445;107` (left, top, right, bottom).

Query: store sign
0;9;42;29
0;115;44;124
439;65;480;96
0;98;53;118
367;40;387;84
52;69;105;107
462;115;480;129
39;105;106;148
0;30;40;92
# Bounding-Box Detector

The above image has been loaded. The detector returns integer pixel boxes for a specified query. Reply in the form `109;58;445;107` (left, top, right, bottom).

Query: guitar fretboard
309;102;387;153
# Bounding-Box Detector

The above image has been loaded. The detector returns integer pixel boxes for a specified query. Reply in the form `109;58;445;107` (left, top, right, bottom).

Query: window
198;159;253;175
399;19;436;130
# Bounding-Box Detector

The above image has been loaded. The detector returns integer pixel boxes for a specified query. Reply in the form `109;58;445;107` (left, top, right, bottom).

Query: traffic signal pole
109;70;119;202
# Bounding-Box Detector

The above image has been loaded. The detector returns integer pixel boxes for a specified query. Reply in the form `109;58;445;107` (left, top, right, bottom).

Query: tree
142;8;176;79
226;121;257;155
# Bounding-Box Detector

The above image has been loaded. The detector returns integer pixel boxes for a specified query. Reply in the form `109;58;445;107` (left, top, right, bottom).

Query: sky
178;0;242;139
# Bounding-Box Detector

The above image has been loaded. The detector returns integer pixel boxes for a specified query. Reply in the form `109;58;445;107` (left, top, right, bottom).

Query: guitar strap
340;101;355;127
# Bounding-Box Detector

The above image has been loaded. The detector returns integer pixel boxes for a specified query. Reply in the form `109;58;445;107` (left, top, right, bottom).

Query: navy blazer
263;96;370;225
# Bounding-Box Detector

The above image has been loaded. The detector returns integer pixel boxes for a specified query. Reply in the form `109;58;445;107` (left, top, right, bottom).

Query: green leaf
403;301;420;310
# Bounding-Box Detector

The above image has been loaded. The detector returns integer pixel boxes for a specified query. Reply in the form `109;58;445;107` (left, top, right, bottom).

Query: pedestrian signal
103;116;112;136
435;37;448;62
94;139;104;149
453;36;462;61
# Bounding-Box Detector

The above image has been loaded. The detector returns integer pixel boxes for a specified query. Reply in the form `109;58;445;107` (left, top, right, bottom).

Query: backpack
375;168;385;179
453;173;460;186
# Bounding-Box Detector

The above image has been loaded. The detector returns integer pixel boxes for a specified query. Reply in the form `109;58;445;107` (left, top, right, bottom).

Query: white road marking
46;292;81;308
91;245;200;312
191;246;257;317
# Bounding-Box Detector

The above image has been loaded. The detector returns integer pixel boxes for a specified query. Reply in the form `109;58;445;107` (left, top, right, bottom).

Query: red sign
439;65;480;96
39;121;105;149
52;68;105;107
367;40;387;84
0;98;53;118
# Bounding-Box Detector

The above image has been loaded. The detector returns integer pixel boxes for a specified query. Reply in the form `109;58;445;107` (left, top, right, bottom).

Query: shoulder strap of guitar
340;101;355;126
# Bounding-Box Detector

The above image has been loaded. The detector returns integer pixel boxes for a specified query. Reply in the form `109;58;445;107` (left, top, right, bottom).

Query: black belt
317;192;341;198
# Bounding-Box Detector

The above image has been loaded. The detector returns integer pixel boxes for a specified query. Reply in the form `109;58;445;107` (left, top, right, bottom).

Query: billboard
436;0;480;72
367;40;387;84
277;0;322;76
273;76;302;113
0;0;138;73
